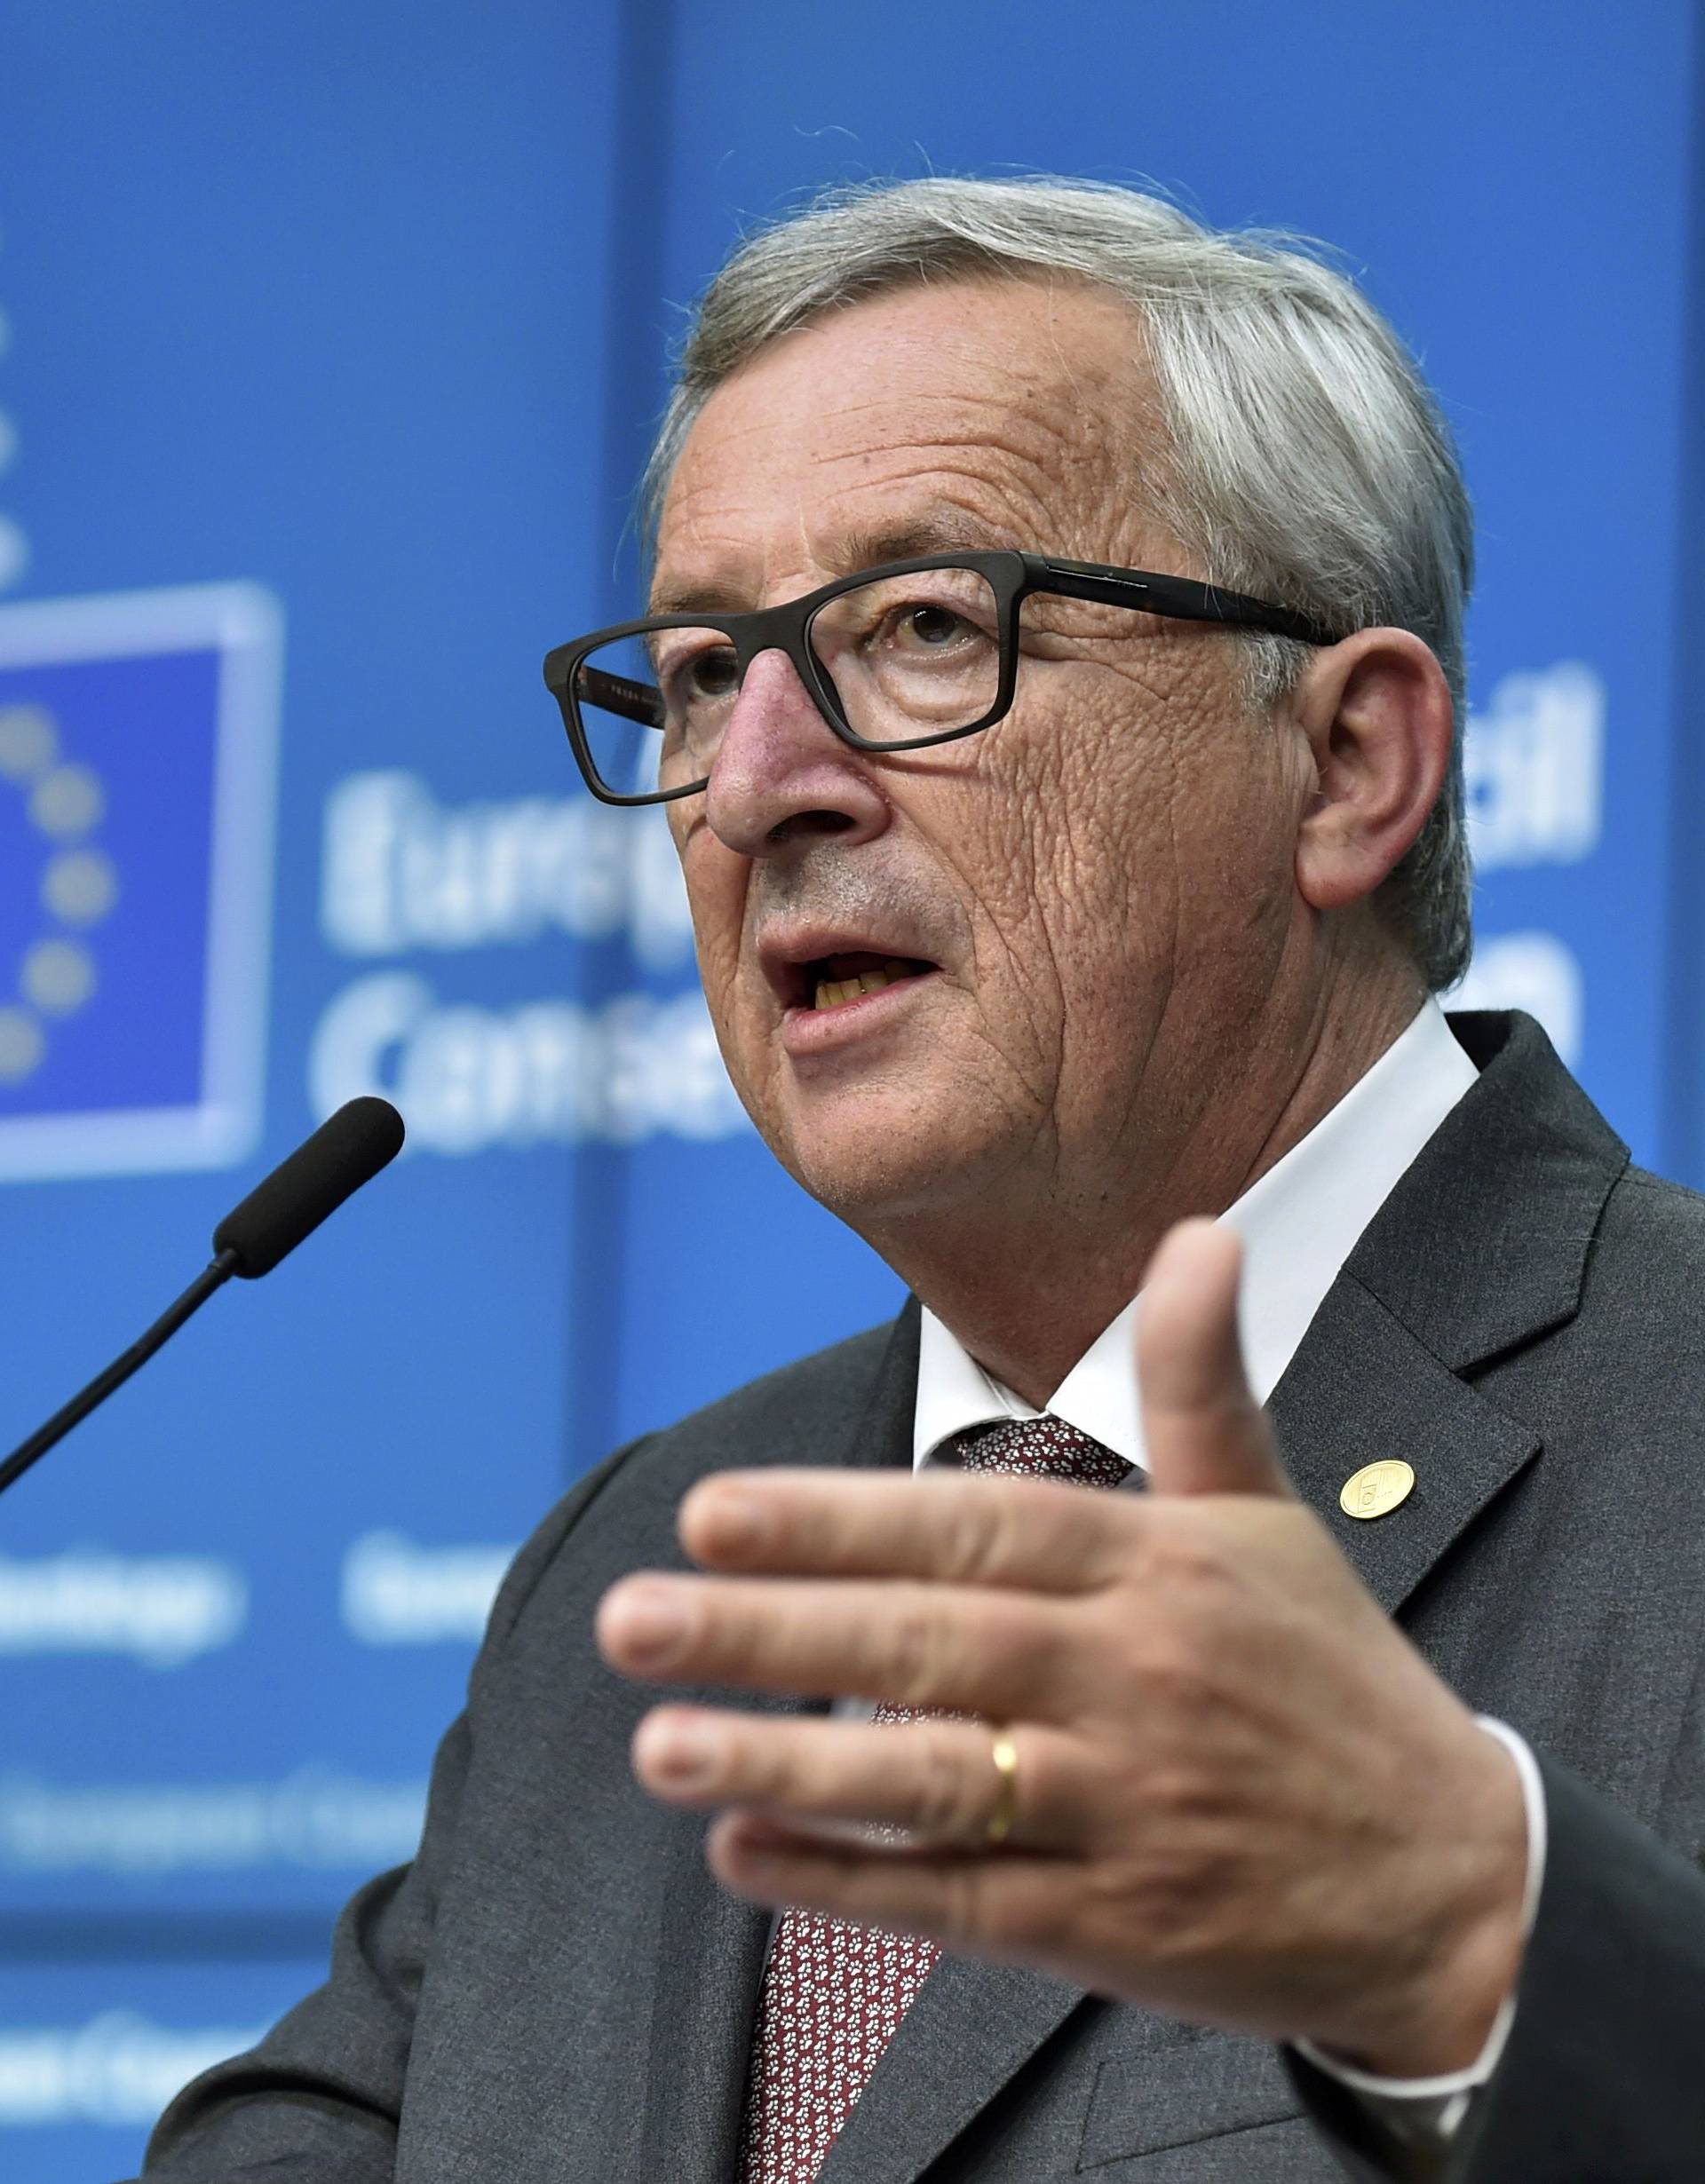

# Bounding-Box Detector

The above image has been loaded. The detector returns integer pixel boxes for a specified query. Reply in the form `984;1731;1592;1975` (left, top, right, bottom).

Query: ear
1289;629;1455;914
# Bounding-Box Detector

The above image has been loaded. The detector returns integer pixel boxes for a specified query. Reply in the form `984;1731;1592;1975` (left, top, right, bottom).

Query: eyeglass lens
572;566;1003;797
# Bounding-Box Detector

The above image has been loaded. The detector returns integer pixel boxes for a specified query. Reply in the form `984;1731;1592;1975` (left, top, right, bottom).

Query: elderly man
144;179;1705;2182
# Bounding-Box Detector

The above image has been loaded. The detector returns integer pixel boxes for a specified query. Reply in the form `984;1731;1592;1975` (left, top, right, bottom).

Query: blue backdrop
0;3;1700;2172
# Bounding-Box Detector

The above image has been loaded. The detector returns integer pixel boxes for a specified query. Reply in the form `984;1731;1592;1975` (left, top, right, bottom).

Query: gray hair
646;176;1475;990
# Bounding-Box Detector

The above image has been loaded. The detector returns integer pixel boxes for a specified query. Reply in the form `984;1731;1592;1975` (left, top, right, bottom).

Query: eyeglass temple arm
575;660;667;729
1036;558;1344;647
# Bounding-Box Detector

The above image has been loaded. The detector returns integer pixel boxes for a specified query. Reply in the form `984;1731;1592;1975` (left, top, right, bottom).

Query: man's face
654;276;1312;1237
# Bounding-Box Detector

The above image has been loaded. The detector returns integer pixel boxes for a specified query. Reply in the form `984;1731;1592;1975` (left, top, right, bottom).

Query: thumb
1138;1219;1292;1498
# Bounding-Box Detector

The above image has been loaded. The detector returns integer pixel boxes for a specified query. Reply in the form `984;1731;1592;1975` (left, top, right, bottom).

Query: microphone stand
0;1096;405;1505
0;1250;239;1500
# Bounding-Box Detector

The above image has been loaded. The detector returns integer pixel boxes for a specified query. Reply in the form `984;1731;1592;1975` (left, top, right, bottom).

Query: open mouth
799;952;935;1012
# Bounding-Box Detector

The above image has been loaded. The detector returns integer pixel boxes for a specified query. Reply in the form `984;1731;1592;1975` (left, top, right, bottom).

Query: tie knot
955;1413;1132;1492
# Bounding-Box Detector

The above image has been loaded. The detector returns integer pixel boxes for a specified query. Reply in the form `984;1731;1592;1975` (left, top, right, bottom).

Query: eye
652;635;740;713
681;646;739;701
895;601;974;650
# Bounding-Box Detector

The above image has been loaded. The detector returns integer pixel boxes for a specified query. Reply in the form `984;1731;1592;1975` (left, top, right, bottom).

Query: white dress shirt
911;999;1544;2147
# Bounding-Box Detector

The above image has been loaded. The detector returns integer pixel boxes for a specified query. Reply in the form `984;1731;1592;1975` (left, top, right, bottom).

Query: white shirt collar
912;999;1479;1474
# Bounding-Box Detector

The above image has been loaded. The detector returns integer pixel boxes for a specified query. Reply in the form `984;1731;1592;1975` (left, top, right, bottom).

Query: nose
702;647;891;859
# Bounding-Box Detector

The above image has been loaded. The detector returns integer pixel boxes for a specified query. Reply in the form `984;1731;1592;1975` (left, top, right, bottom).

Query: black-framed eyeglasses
542;549;1348;808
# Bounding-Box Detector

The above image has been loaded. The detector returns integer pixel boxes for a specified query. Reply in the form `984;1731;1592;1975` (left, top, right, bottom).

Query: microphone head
213;1097;405;1278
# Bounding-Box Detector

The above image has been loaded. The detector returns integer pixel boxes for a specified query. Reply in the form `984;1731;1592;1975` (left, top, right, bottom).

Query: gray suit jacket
141;1013;1705;2181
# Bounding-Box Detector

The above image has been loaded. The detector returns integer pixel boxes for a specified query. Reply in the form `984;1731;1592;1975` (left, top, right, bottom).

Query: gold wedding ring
985;1729;1021;1848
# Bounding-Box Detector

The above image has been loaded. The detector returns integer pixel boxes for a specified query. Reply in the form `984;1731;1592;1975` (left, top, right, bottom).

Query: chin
766;1095;1009;1232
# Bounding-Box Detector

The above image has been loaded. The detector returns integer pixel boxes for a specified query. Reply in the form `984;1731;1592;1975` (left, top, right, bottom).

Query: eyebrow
647;511;1014;618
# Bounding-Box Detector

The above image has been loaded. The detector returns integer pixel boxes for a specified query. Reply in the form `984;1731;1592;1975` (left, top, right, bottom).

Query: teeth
813;960;918;1010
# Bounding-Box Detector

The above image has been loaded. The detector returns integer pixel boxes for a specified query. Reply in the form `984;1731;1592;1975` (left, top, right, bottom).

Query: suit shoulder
1566;1164;1705;1392
1598;1163;1705;1262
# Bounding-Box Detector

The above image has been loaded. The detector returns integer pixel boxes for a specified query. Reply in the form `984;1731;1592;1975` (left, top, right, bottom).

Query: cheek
1172;720;1303;929
970;653;1294;1017
992;671;1187;955
680;838;748;1008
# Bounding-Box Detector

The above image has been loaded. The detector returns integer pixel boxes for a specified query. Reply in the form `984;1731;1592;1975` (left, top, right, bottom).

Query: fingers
1138;1221;1292;1499
678;1468;1133;1593
597;1571;1073;1719
632;1705;1086;1852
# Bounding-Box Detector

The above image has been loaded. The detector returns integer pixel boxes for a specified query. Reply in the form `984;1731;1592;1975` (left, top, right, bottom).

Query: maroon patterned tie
733;1414;1133;2184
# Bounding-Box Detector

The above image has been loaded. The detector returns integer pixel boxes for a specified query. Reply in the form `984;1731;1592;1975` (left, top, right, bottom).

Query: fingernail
725;1818;789;1871
607;1582;689;1663
699;1487;766;1555
637;1714;721;1787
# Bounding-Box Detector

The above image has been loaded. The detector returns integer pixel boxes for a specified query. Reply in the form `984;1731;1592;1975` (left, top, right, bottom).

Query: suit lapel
1269;1272;1540;1614
820;1954;1086;2184
1274;1009;1627;1612
637;1303;922;2184
635;1800;778;2184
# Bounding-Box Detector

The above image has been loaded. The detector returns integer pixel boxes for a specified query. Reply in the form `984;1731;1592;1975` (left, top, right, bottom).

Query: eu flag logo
0;585;282;1179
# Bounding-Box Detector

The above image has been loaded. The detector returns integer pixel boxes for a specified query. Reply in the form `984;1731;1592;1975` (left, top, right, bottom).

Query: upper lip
757;925;940;1009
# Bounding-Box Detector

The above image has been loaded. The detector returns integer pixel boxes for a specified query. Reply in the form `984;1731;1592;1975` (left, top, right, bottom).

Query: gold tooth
858;969;889;994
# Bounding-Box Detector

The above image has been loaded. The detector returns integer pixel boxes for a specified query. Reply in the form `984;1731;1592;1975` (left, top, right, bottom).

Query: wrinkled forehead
652;276;1165;611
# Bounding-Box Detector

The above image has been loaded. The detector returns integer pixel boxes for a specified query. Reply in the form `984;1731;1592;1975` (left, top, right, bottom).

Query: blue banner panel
0;1955;321;2183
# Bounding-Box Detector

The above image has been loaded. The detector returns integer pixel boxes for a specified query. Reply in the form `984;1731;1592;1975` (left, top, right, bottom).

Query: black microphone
0;1097;405;1500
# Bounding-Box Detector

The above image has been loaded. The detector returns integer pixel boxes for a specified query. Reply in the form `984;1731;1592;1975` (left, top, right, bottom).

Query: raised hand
598;1219;1528;2075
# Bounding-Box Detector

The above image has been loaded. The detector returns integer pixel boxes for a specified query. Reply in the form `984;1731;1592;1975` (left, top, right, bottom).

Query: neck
867;957;1426;1406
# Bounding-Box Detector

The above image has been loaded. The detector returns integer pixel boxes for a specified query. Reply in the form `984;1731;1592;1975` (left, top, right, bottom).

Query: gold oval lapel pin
1339;1459;1416;1521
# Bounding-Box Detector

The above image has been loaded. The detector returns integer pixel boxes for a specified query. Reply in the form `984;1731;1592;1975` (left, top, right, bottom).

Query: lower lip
780;970;938;1057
